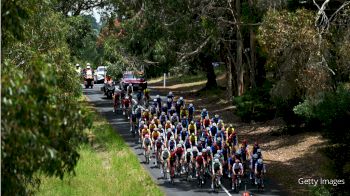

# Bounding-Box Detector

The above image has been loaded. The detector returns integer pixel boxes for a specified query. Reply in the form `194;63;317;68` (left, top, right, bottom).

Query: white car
94;66;107;84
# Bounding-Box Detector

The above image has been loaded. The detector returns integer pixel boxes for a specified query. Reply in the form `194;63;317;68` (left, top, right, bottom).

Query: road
84;84;286;196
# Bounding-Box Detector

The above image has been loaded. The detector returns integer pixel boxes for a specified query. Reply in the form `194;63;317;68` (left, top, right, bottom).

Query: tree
1;1;91;194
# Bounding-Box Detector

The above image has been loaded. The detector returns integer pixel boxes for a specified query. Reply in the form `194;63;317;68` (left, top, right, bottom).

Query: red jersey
175;147;184;156
196;155;204;165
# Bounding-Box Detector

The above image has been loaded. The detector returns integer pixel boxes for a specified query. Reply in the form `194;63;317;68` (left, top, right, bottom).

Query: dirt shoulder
148;74;328;195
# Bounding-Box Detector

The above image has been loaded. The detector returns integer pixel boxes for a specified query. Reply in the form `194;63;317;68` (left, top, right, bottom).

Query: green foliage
233;81;274;122
310;185;332;196
1;60;91;195
1;1;92;195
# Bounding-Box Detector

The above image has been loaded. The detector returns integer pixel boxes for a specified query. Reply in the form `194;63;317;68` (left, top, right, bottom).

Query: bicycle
197;165;205;187
256;173;264;191
213;173;221;193
232;173;242;193
145;146;151;164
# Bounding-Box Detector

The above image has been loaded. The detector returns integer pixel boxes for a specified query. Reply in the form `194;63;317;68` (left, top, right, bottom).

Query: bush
233;81;274;122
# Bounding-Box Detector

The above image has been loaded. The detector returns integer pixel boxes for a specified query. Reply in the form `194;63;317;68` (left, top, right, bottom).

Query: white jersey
232;162;243;171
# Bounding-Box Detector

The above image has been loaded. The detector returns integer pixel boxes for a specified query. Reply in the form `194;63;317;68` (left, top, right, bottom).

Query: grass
148;66;225;85
37;103;164;196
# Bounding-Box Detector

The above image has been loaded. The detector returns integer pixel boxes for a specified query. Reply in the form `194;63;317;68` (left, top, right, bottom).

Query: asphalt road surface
84;84;286;196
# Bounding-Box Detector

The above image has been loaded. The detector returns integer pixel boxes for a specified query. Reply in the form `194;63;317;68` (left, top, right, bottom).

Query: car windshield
124;73;144;79
98;67;106;72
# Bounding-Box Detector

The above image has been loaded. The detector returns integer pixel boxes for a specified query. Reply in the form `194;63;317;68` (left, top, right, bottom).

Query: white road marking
220;184;232;196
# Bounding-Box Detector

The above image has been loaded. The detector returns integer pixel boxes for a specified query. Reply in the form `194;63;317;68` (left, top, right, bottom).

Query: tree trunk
236;0;244;96
200;53;217;89
249;28;256;88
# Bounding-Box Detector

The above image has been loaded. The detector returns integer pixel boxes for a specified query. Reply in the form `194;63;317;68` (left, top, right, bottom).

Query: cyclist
179;128;189;142
161;147;170;176
168;151;177;180
154;137;164;166
188;120;197;136
143;134;152;159
165;120;172;130
179;96;185;107
232;158;244;190
250;153;259;184
257;148;263;159
143;88;150;103
168;106;176;119
175;100;182;115
167;91;174;102
184;137;192;150
161;103;168;115
166;128;174;143
196;152;205;178
252;141;260;154
149;121;156;133
136;89;143;104
175;144;185;174
200;108;209;121
168;136;177;152
203;116;211;128
180;116;188;128
171;113;179;126
188;103;195;121
141;125;150;147
122;95;131;118
212;114;220;124
142;108;151;122
217;119;225;131
180;106;188;119
153;116;161;127
255;158;266;188
152;128;161;152
113;86;121;113
211;158;223;190
130;111;138;135
189;133;197;146
156;94;162;109
127;83;133;95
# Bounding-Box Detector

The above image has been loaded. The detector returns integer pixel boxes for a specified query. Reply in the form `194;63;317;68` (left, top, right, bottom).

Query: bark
200;53;217;89
236;0;244;96
249;29;256;88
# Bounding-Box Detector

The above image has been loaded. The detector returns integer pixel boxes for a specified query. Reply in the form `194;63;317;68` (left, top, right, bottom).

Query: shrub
233;81;274;122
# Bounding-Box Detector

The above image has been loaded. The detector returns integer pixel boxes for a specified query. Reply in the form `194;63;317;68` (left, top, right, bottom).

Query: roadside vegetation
38;102;163;196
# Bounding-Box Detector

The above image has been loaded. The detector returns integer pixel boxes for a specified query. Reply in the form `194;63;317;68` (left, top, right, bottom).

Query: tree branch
177;36;211;62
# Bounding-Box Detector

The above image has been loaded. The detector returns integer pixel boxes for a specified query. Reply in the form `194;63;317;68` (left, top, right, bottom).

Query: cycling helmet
145;134;150;138
217;137;222;141
177;144;182;148
169;92;173;95
258;159;263;164
125;96;129;99
156;95;160;98
170;136;174;140
212;123;217;127
202;149;207;153
180;97;183;100
191;133;195;136
163;104;167;108
140;121;145;125
189;103;193;107
198;152;202;156
235;159;240;163
214;158;220;163
154;128;159;131
202;108;207;112
206;146;211;151
154;116;158;119
166;120;171;123
253;154;258;159
218;119;223;123
167;128;172;132
193;146;198;151
257;149;262;153
145;109;149;112
143;125;148;128
153;98;157;102
157;137;162;141
173;113;177;117
190;121;194;124
205;116;209;120
76;64;80;67
161;112;165;115
214;154;220;159
236;149;242;155
215;114;219;118
200;137;205;142
158;124;163;128
187;149;192;153
229;124;233;127
129;83;132;86
179;140;184;145
206;127;210;131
